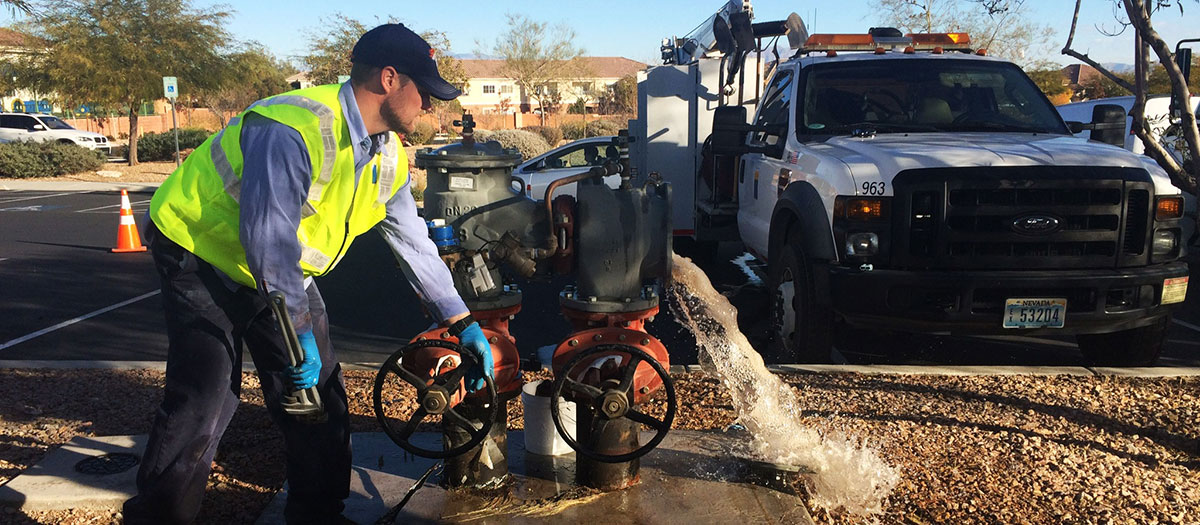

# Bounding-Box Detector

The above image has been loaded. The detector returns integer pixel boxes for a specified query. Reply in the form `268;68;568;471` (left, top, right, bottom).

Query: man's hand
288;330;322;391
457;323;494;392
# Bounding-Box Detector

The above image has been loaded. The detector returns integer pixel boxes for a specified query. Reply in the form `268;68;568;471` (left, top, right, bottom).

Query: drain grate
74;453;140;475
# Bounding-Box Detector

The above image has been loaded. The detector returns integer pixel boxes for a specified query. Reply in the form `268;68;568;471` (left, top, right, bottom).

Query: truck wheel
1075;317;1168;367
767;234;833;363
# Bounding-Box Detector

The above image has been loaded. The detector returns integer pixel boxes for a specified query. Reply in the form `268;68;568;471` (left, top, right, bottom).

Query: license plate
1162;277;1188;305
1003;298;1066;329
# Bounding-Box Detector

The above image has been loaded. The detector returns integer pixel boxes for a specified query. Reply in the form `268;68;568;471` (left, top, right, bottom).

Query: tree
1027;68;1073;104
486;14;584;125
301;15;467;129
1062;0;1199;194
10;0;230;165
1;0;32;14
198;43;294;128
871;0;1055;67
301;13;369;85
599;73;637;115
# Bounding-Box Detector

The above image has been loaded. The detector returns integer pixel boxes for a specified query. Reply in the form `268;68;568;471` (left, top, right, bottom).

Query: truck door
738;68;796;254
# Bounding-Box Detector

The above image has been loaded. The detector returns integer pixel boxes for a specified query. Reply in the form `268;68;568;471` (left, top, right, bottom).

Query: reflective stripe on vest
208;97;339;209
377;138;398;205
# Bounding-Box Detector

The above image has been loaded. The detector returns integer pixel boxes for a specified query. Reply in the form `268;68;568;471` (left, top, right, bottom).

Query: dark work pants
123;222;351;524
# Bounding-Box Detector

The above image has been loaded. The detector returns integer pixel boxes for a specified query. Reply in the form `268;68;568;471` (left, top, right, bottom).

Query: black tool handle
268;290;326;421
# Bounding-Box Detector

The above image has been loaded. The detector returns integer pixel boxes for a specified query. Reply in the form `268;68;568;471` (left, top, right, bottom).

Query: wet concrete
260;431;813;524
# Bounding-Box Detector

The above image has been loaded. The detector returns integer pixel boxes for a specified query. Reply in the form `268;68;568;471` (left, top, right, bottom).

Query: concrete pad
256;433;442;525
0;435;146;511
1090;367;1200;377
261;431;812;524
771;364;1097;376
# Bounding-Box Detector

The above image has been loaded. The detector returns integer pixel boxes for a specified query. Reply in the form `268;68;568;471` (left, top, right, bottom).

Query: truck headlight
845;232;880;256
78;136;93;141
1152;229;1176;256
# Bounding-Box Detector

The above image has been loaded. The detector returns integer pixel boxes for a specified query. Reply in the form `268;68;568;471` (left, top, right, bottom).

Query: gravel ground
1;368;1198;524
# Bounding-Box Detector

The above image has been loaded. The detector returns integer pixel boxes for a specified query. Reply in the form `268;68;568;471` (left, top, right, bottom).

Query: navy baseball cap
351;23;462;101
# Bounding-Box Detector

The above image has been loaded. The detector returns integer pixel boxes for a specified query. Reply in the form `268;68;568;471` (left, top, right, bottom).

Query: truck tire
767;233;833;363
1075;317;1168;367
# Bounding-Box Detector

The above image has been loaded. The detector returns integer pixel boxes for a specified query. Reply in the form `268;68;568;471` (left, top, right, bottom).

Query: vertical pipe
442;402;510;488
574;403;640;491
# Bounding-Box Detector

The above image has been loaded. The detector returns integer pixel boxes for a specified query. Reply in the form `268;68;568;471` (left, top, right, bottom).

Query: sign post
163;76;181;166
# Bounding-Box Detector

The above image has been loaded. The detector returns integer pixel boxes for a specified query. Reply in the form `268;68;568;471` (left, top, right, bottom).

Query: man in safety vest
123;24;492;524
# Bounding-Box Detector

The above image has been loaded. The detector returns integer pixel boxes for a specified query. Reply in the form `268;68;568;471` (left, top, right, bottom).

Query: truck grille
891;167;1154;270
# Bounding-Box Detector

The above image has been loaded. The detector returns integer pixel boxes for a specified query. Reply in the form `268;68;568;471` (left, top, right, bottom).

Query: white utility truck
628;2;1189;365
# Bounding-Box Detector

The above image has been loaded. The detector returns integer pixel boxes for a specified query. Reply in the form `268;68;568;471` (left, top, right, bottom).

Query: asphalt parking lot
1;188;1198;367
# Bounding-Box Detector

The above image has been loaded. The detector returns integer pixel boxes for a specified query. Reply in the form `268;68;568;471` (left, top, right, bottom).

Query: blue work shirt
238;82;467;333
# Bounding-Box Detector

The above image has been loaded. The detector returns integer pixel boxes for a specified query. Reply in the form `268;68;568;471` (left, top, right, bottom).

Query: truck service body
628;2;1189;365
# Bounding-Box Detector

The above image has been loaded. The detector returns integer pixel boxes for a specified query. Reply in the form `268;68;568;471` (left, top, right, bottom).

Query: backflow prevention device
373;114;675;491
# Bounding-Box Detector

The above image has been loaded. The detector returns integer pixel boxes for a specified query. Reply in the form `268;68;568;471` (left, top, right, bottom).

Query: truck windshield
800;59;1069;136
37;116;75;130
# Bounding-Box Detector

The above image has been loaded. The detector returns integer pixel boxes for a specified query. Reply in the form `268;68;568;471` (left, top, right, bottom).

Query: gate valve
550;345;677;463
373;339;498;459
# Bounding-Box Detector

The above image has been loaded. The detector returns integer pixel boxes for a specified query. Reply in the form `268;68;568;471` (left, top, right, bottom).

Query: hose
538;161;623;258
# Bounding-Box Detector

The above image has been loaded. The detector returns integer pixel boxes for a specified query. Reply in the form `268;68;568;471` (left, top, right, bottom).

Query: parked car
0;113;111;152
511;135;622;198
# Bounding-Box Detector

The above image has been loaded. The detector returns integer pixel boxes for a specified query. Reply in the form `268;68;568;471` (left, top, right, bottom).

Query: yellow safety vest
149;84;409;287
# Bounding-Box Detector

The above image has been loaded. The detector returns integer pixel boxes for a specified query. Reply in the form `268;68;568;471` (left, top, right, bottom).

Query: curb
4;360;1200;377
0;181;161;192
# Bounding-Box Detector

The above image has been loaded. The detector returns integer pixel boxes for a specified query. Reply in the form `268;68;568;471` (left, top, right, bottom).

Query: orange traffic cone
112;189;147;253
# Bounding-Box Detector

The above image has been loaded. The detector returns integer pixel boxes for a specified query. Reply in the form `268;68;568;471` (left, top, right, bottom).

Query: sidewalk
0;180;162;192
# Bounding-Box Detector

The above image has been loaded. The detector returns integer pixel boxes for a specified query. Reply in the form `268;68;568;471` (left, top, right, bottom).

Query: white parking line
0;192;75;204
76;199;151;213
0;290;161;351
1172;318;1200;334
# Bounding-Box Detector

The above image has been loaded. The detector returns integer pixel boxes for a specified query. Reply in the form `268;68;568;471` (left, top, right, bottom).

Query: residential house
1061;64;1103;101
0;27;53;113
457;57;645;114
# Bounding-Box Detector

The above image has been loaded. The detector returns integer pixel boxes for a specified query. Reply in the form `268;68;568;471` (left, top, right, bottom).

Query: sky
3;0;1198;68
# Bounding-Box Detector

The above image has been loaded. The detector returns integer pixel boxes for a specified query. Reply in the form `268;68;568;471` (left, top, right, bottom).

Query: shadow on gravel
788;374;1200;467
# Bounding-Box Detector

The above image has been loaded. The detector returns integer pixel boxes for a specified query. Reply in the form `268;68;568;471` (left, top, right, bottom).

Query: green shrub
406;121;436;145
0;141;106;178
560;121;586;141
520;125;563;146
586;119;622;137
136;128;212;162
475;129;549;161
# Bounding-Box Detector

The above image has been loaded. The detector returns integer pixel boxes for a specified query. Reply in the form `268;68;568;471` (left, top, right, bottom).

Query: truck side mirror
1089;104;1126;147
31;124;44;131
1066;121;1086;134
710;106;749;155
1172;47;1192;118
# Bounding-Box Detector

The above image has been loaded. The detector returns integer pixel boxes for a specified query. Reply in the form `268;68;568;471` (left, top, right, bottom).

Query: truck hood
822;133;1180;195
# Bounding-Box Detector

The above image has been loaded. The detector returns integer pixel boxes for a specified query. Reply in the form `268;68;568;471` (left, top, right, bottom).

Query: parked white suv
0;113;110;152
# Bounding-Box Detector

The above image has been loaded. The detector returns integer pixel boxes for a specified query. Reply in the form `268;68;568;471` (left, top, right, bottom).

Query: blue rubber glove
287;330;322;391
457;322;494;392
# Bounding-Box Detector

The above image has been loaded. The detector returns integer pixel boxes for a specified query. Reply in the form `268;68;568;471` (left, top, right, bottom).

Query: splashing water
669;254;899;516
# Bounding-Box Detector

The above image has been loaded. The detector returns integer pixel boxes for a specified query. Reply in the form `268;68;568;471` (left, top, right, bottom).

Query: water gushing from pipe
669;254;898;516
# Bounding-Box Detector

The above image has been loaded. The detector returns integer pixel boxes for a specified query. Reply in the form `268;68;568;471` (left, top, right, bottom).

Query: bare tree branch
1062;0;1137;93
1123;0;1199;194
